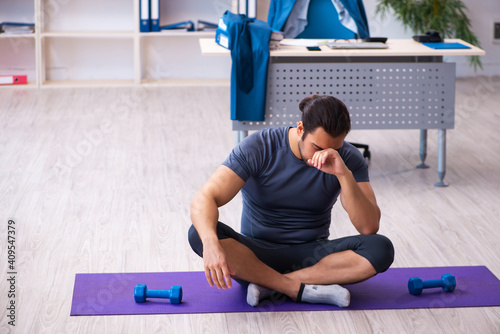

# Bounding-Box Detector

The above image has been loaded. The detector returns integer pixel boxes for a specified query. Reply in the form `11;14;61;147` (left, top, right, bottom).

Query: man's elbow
190;192;205;219
358;216;380;235
359;224;379;235
354;209;380;235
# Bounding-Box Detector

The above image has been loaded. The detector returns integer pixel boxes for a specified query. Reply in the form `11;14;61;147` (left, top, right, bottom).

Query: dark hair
299;95;351;138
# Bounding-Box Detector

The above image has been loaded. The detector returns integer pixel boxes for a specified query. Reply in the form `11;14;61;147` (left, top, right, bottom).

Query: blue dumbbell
134;284;183;304
408;274;456;295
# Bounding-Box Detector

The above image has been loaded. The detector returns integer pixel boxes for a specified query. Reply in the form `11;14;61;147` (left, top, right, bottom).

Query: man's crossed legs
188;222;394;307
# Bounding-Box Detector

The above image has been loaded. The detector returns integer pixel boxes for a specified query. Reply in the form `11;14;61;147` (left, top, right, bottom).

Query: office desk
200;39;485;186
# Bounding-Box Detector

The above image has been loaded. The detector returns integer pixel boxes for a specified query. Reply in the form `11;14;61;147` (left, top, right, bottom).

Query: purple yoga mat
70;266;500;316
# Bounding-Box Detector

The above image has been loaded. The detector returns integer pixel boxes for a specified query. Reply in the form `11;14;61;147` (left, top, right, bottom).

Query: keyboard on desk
326;42;388;49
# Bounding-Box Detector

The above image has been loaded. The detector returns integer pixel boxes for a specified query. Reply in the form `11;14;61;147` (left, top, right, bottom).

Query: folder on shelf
238;0;247;15
160;21;195;32
140;0;150;32
197;20;218;31
0;22;35;34
150;0;160;32
247;0;257;19
0;75;28;85
238;0;257;19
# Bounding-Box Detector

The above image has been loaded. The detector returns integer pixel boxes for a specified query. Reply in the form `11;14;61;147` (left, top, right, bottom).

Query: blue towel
217;11;272;121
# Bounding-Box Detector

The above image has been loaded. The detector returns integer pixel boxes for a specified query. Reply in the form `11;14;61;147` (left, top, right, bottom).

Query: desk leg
435;129;448;187
235;130;248;145
416;129;430;169
235;131;241;145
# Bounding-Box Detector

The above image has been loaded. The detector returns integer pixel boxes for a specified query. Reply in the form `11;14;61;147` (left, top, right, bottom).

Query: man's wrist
337;167;353;179
337;169;354;184
201;234;219;245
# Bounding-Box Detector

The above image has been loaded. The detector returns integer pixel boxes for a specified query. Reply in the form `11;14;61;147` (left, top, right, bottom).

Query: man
188;95;394;307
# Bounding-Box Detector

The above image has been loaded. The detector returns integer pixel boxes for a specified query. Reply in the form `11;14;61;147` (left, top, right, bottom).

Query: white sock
246;283;273;307
298;283;350;308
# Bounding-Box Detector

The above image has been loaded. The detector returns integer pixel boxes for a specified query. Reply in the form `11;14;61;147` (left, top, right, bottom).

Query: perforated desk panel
232;62;456;131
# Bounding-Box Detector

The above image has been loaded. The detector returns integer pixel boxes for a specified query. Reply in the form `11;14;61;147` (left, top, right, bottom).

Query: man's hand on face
308;148;349;177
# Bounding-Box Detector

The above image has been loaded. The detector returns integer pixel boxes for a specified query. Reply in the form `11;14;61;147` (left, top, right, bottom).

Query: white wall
257;0;500;77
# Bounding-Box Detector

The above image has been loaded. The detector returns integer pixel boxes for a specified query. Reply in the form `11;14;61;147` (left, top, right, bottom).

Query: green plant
376;0;482;70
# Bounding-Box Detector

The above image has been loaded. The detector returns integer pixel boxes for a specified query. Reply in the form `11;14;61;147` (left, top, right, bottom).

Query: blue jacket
217;11;272;121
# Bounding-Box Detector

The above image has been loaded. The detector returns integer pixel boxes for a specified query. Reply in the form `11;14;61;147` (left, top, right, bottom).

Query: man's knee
353;234;394;274
370;234;394;273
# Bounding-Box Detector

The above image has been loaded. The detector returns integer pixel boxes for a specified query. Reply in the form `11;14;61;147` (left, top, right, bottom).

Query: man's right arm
190;165;245;289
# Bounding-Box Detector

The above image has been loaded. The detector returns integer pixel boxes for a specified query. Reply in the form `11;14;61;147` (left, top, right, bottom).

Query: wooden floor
1;77;499;333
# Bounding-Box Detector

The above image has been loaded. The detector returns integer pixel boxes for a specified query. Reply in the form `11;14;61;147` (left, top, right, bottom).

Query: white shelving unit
0;0;38;87
0;0;235;88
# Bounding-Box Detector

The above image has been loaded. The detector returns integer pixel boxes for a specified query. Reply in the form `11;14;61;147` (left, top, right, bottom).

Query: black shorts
188;222;394;275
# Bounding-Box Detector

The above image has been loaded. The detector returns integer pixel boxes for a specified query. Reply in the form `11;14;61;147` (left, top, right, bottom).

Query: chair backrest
296;0;355;39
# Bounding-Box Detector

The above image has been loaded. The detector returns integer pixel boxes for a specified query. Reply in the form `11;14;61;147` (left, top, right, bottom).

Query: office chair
290;0;372;160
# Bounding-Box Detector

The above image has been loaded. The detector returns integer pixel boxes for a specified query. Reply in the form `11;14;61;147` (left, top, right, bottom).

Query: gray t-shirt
223;127;369;244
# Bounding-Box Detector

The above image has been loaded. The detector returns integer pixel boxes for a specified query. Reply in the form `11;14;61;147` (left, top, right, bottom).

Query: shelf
0;82;37;89
0;33;36;39
41;79;136;88
1;0;235;87
141;78;229;86
36;78;230;88
41;31;134;38
140;30;216;37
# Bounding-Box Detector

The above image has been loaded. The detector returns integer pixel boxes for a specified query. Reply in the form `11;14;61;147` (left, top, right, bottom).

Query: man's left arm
339;178;380;235
308;148;380;235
